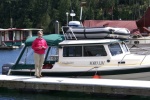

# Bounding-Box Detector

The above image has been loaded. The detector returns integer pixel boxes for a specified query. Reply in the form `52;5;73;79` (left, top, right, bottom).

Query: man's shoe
36;76;40;78
40;75;42;77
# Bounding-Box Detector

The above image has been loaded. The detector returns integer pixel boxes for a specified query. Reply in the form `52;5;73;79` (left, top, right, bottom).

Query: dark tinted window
63;46;82;57
84;45;107;56
108;43;123;56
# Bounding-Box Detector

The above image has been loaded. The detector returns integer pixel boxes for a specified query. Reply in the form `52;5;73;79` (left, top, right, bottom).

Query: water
0;48;23;73
0;48;150;99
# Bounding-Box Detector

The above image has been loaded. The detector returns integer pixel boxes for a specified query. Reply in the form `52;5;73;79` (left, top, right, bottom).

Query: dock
0;75;150;96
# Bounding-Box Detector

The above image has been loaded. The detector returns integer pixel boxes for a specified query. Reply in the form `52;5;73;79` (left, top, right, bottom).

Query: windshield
19;47;35;64
121;43;128;52
46;46;58;61
18;46;49;64
108;43;123;56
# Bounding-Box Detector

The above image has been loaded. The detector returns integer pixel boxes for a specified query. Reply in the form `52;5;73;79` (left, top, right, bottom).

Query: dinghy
62;21;131;40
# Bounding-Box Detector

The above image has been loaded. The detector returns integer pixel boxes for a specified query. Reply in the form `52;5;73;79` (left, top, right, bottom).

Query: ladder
62;26;77;40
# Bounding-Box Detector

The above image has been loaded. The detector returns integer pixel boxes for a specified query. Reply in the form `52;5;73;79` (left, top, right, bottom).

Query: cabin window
63;46;82;57
46;46;58;61
19;47;34;64
108;43;123;56
19;46;49;64
84;45;107;56
121;43;128;52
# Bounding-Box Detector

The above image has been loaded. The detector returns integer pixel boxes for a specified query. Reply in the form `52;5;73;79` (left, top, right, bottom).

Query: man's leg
34;53;40;77
39;54;45;76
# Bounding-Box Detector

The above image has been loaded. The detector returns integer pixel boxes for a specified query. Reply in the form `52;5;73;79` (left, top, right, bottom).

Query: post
12;31;15;45
112;6;113;20
28;31;32;37
0;32;2;45
80;2;86;21
66;12;69;26
10;18;13;28
80;7;83;21
55;20;59;34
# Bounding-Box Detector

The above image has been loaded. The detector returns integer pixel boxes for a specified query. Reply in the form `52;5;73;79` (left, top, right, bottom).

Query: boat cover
25;34;64;46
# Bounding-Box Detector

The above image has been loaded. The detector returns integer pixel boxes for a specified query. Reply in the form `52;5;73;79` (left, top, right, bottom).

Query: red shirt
32;38;48;54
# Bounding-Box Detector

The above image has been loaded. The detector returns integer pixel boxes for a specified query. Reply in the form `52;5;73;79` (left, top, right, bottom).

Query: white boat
2;32;150;80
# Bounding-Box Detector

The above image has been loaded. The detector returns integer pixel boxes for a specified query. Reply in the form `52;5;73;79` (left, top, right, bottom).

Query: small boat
62;21;131;40
2;32;150;80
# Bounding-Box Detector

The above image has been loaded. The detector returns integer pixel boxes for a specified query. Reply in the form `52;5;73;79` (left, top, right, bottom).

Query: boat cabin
58;39;131;67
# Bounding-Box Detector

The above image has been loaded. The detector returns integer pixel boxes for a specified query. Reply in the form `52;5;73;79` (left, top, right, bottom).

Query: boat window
18;46;48;64
46;46;58;61
63;46;82;57
121;43;128;52
84;45;107;56
108;43;123;56
19;47;34;64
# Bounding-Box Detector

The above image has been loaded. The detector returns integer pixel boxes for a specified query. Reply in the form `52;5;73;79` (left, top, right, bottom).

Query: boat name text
90;61;105;65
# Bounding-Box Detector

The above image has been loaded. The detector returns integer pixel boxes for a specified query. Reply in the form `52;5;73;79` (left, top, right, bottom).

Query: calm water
0;48;150;100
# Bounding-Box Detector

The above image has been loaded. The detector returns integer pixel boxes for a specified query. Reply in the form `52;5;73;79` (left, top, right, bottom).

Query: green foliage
0;0;149;33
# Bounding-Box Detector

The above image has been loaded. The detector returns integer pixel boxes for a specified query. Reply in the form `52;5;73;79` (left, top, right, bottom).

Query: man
32;31;48;78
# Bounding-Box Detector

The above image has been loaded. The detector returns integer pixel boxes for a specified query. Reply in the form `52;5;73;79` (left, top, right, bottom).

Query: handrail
69;27;77;40
140;55;147;65
119;50;150;66
140;50;150;65
61;26;67;40
61;26;77;40
118;54;131;66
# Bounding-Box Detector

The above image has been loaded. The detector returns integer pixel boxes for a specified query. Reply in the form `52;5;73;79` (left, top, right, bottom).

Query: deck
0;75;150;96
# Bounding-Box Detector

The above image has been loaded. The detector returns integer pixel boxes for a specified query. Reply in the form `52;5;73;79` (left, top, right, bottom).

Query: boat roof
59;39;120;45
25;34;64;46
0;28;43;31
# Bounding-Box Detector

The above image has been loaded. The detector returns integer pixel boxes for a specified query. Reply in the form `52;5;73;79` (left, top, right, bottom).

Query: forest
0;0;149;33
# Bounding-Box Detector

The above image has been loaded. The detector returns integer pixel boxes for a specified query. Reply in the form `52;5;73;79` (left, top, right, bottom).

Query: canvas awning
25;34;64;46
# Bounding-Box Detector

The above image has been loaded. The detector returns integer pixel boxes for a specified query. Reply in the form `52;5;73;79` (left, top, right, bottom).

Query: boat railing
119;52;150;66
118;54;131;66
61;26;77;40
140;55;148;65
139;50;150;65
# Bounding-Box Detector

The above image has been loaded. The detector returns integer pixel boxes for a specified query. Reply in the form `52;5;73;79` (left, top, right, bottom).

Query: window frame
108;43;123;56
62;44;107;57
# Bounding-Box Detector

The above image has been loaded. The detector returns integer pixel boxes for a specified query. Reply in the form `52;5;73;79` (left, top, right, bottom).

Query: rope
72;66;99;78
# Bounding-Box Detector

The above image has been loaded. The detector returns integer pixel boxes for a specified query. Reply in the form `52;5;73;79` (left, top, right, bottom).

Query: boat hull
10;65;150;80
